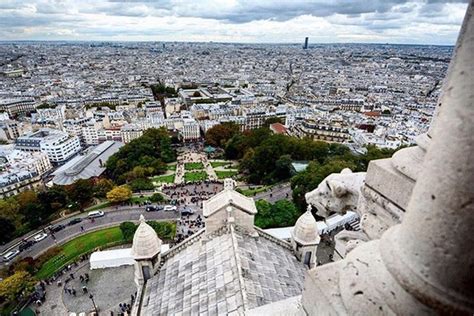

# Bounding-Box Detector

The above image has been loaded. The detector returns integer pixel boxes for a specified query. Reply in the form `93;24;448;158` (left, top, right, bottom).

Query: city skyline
0;0;469;45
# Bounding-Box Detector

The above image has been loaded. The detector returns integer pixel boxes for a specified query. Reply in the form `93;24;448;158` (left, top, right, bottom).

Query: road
1;207;181;266
1;182;292;266
253;183;292;203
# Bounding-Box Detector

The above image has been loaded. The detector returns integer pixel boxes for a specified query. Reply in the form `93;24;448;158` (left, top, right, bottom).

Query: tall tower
303;37;309;49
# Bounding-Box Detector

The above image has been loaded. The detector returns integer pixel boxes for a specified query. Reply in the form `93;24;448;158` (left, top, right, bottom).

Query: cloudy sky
0;0;469;44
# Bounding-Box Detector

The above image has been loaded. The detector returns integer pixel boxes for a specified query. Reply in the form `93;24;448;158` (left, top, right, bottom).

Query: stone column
381;2;474;311
302;2;474;314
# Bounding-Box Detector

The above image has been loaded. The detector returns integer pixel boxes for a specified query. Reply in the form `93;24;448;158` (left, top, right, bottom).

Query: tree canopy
106;185;132;203
205;122;241;148
255;199;300;229
106;128;176;184
0;270;36;302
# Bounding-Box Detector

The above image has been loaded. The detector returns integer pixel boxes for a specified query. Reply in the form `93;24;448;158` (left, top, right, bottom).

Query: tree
205;122;241;148
0;270;36;301
0;199;22;229
160;136;175;163
94;178;115;198
149;193;165;203
147;221;176;240
255;200;300;229
106;185;132;203
15;190;38;209
120;221;137;242
274;154;293;180
129;178;154;192
66;179;95;207
0;218;16;244
106;128;175;183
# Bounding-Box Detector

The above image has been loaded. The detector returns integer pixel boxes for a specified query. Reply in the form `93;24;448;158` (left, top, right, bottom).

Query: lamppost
89;293;98;315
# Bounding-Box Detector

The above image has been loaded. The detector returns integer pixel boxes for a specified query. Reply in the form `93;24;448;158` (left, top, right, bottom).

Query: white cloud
0;0;469;44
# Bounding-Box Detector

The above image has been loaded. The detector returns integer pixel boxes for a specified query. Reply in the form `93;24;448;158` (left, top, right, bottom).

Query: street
1;207;180;266
1;182;293;267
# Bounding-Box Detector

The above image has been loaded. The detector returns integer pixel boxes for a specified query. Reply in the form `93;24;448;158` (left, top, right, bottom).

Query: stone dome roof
132;215;162;260
292;209;320;245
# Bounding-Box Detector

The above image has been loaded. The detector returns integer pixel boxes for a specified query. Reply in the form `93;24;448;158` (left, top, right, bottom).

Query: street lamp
89;293;98;315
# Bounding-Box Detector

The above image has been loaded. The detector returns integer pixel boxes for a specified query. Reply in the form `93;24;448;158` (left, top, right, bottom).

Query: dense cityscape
0;0;472;315
0;42;452;311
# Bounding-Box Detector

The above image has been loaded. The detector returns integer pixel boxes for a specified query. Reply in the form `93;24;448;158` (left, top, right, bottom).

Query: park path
202;155;217;181
174;151;217;183
174;159;185;184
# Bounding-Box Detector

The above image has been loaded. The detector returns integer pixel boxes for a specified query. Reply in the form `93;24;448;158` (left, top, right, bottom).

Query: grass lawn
237;186;270;197
85;201;112;212
216;170;238;179
36;227;124;279
210;161;232;168
130;196;151;204
184;162;204;170
166;163;177;171
184;171;208;182
151;173;175;184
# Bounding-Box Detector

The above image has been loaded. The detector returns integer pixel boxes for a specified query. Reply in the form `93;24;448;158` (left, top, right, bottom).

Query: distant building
52;141;123;185
16;128;81;164
121;124;144;144
270;122;288;135
303;37;309;49
0;98;36;116
180;118;200;141
0;145;52;198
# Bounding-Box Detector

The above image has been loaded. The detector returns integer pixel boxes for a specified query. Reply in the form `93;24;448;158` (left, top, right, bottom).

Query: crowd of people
175;214;204;243
163;181;223;207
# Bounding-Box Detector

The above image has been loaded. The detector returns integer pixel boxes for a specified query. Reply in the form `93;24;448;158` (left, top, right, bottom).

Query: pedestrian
80;226;84;232
82;286;88;293
72;289;76;296
69;273;74;279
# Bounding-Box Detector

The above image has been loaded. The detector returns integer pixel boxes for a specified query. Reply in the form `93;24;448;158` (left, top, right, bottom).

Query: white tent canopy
90;245;171;269
90;248;135;269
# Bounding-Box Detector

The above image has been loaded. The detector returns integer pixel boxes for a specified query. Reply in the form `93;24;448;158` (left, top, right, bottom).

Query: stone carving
305;168;366;218
305;168;372;257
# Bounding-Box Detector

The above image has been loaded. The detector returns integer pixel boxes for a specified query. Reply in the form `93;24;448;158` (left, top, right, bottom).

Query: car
181;208;195;216
33;233;48;242
19;240;35;252
164;205;177;212
68;218;83;226
145;205;163;212
49;224;65;233
88;211;105;218
3;249;20;262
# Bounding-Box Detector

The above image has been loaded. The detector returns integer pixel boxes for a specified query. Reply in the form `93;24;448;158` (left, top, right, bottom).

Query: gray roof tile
140;228;307;315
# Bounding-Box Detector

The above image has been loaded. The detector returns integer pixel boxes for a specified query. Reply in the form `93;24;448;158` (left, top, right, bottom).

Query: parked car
33;233;48;242
145;205;164;212
181;208;195;216
3;249;20;262
68;218;83;226
88;211;105;218
49;224;65;233
164;205;177;212
19;240;36;252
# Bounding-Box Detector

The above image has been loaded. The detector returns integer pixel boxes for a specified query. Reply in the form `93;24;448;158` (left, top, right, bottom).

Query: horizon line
0;39;456;47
